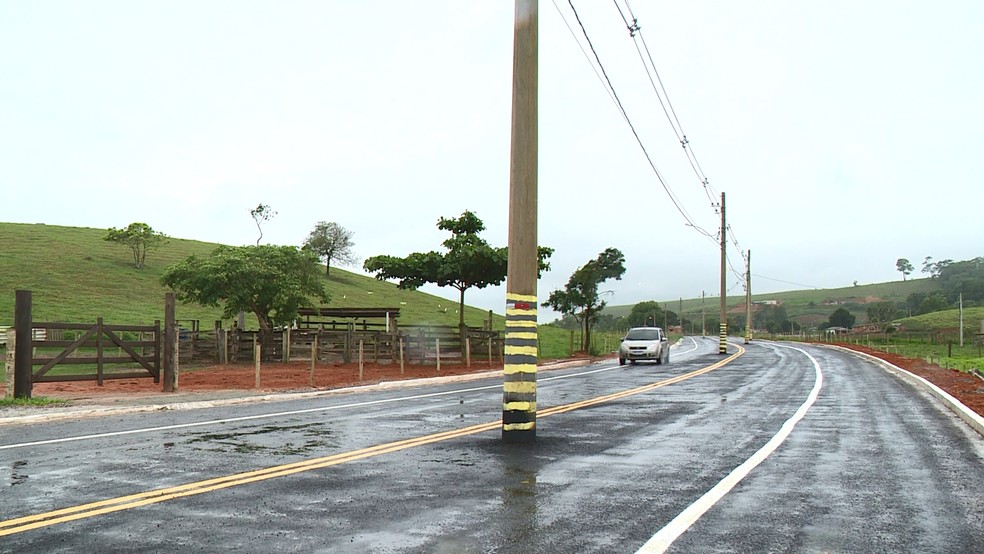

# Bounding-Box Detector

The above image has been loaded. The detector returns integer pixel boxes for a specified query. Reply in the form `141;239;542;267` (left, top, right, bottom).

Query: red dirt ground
4;348;983;418
9;360;504;400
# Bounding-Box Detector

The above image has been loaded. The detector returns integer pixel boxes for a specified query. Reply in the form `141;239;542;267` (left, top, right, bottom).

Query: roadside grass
0;396;69;408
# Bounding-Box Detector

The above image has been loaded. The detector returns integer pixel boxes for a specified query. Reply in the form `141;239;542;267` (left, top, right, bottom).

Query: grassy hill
604;279;943;328
894;306;984;333
0;222;501;329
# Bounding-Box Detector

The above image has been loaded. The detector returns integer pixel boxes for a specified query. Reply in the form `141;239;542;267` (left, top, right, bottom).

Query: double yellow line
0;345;744;537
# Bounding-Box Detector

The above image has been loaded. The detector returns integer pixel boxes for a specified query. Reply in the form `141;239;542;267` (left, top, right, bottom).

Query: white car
618;326;669;366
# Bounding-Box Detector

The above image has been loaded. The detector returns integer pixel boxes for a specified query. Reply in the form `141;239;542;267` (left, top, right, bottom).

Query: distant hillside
0;222;502;329
894;307;984;333
603;279;942;327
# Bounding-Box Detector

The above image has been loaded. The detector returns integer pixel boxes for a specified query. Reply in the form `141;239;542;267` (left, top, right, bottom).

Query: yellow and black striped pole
503;294;537;440
503;0;538;442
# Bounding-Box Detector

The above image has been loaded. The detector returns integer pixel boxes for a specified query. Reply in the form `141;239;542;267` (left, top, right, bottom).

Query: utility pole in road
719;192;728;354
502;0;538;443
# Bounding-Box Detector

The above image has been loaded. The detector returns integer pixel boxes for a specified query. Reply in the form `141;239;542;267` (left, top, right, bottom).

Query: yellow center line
0;345;744;537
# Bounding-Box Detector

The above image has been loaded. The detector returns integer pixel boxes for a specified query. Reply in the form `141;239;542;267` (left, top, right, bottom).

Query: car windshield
625;329;660;340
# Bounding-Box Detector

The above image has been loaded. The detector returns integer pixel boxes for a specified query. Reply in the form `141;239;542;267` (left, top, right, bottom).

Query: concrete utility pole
719;192;728;354
701;291;706;336
959;292;964;347
745;250;752;344
502;0;538;443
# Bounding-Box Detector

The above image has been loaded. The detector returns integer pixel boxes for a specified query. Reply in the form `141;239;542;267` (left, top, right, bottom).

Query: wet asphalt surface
1;338;983;553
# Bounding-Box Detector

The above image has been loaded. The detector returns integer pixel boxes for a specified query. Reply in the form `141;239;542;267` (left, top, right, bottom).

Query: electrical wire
752;274;821;290
612;0;719;208
564;0;716;240
550;0;622;118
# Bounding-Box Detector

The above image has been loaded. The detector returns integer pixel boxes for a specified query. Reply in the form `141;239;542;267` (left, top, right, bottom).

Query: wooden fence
173;324;502;366
28;319;161;384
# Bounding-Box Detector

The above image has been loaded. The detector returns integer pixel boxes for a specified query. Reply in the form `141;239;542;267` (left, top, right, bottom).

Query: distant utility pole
744;250;752;344
719;192;727;354
679;297;684;335
959;292;964;347
701;291;706;337
502;0;538;444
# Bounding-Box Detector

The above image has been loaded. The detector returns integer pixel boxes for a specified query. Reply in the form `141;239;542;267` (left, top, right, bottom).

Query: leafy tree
918;292;949;314
104;222;168;269
905;292;926;316
937;256;984;304
303;221;358;275
753;304;790;333
627;301;665;328
250;203;277;245
363;210;553;329
827;307;855;329
542;248;626;352
895;258;913;281
865;301;898;325
161;245;328;346
921;256;953;279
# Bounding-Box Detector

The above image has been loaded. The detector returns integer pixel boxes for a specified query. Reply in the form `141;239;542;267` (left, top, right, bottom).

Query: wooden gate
31;319;161;385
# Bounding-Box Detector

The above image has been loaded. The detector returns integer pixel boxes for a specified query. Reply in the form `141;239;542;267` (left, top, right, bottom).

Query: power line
752;274;821;290
563;0;715;240
612;0;719;208
550;0;622;118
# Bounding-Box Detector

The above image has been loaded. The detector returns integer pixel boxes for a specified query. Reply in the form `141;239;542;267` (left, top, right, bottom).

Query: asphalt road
1;337;982;553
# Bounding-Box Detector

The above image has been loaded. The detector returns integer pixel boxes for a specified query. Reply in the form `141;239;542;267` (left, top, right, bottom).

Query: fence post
309;334;318;387
254;334;261;389
153;320;161;384
399;337;405;375
358;339;364;381
164;293;177;392
436;337;441;373
283;327;291;363
466;336;471;368
14;290;32;399
488;336;493;368
5;328;16;398
96;317;105;387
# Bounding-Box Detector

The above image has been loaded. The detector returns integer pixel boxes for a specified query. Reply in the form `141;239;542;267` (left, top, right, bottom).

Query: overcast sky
2;1;980;322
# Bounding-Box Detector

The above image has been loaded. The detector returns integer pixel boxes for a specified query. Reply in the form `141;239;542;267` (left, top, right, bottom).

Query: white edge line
636;343;824;554
825;344;984;438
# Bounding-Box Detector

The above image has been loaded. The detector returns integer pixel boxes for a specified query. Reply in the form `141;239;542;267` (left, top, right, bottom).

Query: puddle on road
185;422;337;456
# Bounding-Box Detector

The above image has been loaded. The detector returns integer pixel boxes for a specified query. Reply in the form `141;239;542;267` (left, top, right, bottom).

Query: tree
161;245;328;347
627;301;664;328
918;292;949;315
303;221;358;275
827;307;855;329
865;301;898;326
363;210;552;329
104;222;168;269
896;258;913;281
250;203;277;245
542;248;626;353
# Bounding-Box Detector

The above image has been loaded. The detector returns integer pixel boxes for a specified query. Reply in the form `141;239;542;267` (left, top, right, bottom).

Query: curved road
1;338;982;552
